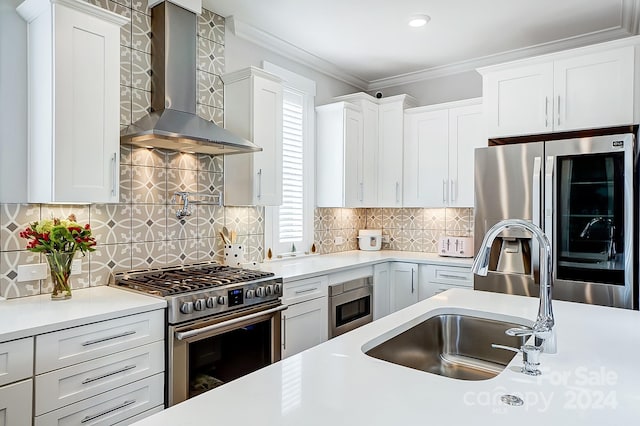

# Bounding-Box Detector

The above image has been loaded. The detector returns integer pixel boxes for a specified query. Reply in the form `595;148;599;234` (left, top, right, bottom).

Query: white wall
372;70;482;106
0;0;28;203
224;30;361;105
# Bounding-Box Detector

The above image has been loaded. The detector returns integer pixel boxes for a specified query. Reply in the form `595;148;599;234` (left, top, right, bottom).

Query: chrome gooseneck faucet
473;219;557;355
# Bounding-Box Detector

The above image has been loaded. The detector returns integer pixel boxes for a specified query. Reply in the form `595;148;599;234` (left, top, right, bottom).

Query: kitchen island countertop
132;288;640;425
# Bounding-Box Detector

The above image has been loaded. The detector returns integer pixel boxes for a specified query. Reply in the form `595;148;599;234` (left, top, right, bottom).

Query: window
263;62;316;257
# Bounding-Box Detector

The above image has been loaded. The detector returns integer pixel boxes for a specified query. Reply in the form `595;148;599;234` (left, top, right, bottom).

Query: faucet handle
492;343;542;376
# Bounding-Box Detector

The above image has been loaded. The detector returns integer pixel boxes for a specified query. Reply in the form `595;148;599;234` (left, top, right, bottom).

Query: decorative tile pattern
1;204;40;252
130;0;149;15
197;37;225;75
131;147;166;168
131;49;151;91
130;166;167;204
131;241;165;269
131;11;151;53
120;85;131;125
120;46;131;86
130;204;167;242
197;154;223;173
197;71;223;108
198;9;225;44
167;152;198;170
131;88;151;123
196;104;224;126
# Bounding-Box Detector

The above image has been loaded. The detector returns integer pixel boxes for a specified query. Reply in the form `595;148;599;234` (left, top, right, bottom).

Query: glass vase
46;252;74;300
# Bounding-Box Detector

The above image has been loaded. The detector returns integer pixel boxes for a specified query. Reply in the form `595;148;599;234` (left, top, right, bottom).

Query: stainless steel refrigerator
474;133;635;309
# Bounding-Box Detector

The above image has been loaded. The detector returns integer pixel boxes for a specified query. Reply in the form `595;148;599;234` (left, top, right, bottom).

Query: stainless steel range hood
120;2;260;155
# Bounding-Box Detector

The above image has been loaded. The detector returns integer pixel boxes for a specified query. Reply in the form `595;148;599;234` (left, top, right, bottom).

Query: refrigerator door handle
544;156;555;250
532;157;542;228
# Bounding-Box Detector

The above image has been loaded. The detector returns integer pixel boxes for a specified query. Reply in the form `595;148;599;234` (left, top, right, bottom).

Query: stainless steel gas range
111;263;285;406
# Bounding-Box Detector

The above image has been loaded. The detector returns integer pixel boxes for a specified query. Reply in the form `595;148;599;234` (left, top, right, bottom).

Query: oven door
168;301;285;406
330;286;373;338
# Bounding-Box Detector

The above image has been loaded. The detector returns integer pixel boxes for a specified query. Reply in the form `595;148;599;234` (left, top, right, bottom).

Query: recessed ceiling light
408;14;431;28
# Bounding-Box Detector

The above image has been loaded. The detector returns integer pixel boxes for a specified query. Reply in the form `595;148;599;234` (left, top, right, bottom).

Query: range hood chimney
120;1;261;155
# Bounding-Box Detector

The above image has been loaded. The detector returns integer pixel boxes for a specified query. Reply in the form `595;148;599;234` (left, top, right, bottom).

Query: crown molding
227;16;369;91
228;3;640;92
368;26;633;90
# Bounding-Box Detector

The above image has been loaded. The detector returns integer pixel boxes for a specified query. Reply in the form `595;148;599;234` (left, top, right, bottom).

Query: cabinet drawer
113;406;164;425
36;310;164;374
0;337;33;386
34;373;164;426
282;276;328;305
35;341;164;415
0;379;33;426
426;265;472;287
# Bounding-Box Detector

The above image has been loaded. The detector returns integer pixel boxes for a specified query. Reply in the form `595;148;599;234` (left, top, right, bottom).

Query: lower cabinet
389;262;419;313
418;264;473;300
29;309;164;426
0;379;33;426
281;276;329;358
373;263;390;320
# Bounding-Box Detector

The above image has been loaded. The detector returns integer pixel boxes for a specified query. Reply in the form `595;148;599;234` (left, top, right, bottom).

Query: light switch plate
17;263;48;282
71;259;82;276
334;236;344;245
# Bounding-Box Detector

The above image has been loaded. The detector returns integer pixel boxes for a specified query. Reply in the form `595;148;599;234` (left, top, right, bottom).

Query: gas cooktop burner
112;263;275;296
111;262;283;324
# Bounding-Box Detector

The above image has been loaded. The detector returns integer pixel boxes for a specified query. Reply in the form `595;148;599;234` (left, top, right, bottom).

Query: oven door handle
175;305;288;341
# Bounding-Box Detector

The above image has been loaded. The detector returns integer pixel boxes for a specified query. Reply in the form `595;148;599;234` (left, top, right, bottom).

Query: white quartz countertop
133;289;640;425
259;250;473;281
0;286;166;342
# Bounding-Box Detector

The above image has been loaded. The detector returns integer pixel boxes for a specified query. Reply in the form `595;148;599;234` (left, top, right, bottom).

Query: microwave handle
175;305;288;341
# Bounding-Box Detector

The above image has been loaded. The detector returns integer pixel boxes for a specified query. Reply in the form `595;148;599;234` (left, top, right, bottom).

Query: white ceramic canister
224;244;247;266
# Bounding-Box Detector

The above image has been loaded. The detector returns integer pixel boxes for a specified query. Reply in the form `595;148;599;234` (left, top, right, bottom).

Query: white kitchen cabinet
0;337;34;426
34;310;165;424
389;262;418;313
481;45;634;138
224;67;283;206
18;0;127;203
320;93;417;207
404;99;484;208
0;379;33;426
281;276;328;358
418;264;473;300
373;263;391;320
316;102;364;207
377;95;418;207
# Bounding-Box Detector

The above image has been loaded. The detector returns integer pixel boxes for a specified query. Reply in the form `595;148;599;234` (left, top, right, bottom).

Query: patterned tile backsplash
314;207;474;255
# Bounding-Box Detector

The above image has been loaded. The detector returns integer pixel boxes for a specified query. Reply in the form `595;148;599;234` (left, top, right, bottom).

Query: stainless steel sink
365;314;527;380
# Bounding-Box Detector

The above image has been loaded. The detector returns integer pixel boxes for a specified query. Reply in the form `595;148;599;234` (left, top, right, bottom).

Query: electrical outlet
17;263;48;282
71;259;83;276
334;236;344;245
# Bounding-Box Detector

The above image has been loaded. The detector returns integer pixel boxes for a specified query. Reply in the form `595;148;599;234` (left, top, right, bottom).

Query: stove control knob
274;283;282;295
180;301;194;314
255;287;265;298
265;285;274;296
246;289;255;299
194;299;206;311
217;295;227;305
206;296;216;308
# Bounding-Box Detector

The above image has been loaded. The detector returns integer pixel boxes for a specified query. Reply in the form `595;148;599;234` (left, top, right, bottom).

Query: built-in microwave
329;277;373;338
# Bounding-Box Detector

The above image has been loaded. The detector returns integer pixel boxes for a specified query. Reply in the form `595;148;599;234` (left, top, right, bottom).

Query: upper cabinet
316;93;417;208
223;67;283;206
481;43;636;139
18;0;128;203
316;102;363;207
404;99;485;208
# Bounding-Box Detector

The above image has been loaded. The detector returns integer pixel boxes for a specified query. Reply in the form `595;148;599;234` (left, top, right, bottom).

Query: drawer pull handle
439;274;467;280
81;364;137;384
82;330;136;347
294;287;318;295
81;399;136;423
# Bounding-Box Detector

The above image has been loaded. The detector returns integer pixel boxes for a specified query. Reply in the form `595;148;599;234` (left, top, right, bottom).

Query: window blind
279;91;304;243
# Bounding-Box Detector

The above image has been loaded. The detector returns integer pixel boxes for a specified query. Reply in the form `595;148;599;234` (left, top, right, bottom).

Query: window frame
263;62;316;258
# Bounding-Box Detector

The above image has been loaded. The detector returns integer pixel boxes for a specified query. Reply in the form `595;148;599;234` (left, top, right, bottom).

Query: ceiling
203;0;640;90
